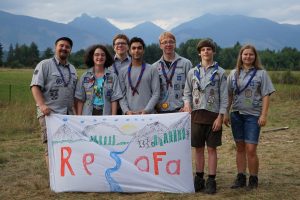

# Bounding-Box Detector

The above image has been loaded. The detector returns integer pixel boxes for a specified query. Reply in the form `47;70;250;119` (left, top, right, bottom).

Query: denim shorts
230;112;261;144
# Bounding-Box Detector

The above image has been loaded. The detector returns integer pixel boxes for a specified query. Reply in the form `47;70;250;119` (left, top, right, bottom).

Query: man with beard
30;37;77;168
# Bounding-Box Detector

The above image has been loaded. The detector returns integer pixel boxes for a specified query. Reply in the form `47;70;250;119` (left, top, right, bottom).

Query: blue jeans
230;112;261;144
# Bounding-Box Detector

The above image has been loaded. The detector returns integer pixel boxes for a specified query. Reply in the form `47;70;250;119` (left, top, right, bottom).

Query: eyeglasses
114;42;127;46
160;40;175;45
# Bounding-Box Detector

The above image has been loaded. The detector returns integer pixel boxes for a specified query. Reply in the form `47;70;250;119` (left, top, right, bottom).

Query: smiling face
55;40;71;62
114;38;129;57
129;42;144;61
199;46;214;63
93;48;106;67
241;48;256;68
160;37;176;55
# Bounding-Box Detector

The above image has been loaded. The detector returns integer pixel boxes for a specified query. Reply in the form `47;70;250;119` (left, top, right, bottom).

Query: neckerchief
235;68;257;95
194;62;219;91
128;63;146;96
52;57;71;87
160;59;179;90
112;63;119;76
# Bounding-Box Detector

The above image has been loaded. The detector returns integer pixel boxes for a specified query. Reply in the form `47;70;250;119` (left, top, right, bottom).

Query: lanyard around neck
127;63;146;96
53;58;71;87
235;68;257;95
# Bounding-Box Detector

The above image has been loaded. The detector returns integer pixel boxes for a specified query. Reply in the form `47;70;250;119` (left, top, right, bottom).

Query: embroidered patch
49;88;59;100
56;78;63;85
245;89;252;98
174;84;180;90
34;70;39;75
83;77;90;83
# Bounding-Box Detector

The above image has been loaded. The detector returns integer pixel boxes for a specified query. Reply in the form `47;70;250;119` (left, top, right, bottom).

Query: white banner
46;112;194;193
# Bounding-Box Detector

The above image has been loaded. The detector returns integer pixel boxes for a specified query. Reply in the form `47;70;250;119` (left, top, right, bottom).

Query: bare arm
75;99;84;115
224;93;233;127
258;95;270;127
31;85;51;115
111;101;118;115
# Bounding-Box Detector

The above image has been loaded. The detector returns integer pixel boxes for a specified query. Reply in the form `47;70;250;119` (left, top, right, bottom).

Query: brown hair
84;44;113;68
197;38;216;53
112;34;129;46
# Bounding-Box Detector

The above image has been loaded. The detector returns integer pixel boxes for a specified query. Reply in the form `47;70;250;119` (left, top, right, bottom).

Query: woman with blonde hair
224;44;275;190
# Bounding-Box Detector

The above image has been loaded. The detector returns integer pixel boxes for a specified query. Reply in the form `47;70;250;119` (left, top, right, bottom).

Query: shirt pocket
51;72;65;87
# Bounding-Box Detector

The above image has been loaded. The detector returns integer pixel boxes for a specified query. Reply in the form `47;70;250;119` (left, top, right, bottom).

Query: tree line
1;40;300;70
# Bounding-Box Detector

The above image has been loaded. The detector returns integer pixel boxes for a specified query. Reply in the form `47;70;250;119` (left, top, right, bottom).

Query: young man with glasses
110;34;131;114
152;32;192;113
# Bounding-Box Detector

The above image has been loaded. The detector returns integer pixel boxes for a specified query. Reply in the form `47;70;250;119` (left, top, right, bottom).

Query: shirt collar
54;56;69;67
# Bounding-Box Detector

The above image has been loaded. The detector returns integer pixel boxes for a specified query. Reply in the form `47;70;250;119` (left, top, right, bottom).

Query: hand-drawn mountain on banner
82;122;133;146
170;114;191;139
52;124;89;143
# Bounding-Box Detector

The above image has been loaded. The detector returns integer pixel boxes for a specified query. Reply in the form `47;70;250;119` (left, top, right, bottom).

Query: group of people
30;32;275;194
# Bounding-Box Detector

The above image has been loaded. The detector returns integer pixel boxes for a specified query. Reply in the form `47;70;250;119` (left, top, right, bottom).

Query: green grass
0;69;299;199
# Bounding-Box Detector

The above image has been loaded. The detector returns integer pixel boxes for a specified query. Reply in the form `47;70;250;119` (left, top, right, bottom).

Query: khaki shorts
191;122;222;148
38;116;48;155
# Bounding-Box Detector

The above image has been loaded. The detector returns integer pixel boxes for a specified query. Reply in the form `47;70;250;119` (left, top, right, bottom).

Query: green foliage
270;70;300;85
40;47;54;60
69;49;85;68
2;40;300;70
0;43;3;66
144;43;161;64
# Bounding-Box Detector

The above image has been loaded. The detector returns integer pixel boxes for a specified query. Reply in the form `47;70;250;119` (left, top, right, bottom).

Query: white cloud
1;0;300;29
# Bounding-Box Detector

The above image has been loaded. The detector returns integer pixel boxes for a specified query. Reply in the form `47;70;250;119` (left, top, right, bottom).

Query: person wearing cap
152;32;192;113
182;38;228;194
30;37;77;168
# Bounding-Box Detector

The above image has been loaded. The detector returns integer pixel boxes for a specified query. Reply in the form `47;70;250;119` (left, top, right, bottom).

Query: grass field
0;69;299;199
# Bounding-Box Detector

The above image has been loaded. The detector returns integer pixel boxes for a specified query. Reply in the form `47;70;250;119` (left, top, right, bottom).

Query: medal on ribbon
161;102;169;109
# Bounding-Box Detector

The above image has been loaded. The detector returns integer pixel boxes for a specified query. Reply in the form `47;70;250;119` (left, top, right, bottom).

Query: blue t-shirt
93;77;105;106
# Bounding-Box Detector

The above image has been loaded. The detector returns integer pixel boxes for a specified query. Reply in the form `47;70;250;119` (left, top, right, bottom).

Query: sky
1;0;300;30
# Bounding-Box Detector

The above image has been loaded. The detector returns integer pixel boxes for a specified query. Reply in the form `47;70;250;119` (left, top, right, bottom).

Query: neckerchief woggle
128;63;146;96
235;68;257;95
53;57;71;87
194;62;219;91
159;59;179;90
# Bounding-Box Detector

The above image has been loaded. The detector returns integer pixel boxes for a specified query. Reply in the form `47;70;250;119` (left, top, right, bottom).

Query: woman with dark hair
224;44;275;190
75;44;123;115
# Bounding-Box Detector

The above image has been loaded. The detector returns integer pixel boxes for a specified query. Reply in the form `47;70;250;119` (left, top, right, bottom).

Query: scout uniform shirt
75;68;123;115
153;53;192;112
227;67;275;116
30;57;77;118
119;63;160;114
183;62;228;114
109;55;131;76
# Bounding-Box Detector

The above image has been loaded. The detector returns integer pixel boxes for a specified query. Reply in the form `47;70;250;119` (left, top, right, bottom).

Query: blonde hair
236;44;262;75
159;32;176;43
